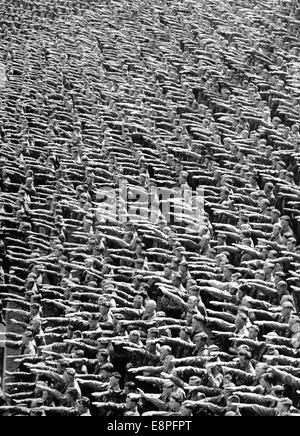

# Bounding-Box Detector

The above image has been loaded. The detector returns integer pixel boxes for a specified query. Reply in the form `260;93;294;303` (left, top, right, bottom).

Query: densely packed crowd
0;0;300;417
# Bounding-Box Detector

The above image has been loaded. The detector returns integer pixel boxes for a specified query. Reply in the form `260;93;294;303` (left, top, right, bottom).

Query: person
99;301;113;324
1;0;300;419
76;397;92;417
0;377;6;406
237;398;293;417
234;313;250;338
274;301;295;324
62;368;82;399
191;314;205;340
108;373;122;394
20;331;37;356
124;394;141;416
141;300;157;321
236;350;256;376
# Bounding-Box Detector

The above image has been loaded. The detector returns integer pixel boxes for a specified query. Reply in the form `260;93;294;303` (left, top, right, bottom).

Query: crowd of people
0;0;300;417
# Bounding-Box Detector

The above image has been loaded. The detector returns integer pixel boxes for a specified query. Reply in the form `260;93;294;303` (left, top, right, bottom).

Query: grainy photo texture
0;0;300;421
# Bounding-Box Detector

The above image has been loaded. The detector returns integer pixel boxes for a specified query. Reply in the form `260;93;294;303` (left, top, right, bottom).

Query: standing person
76;397;92;416
20;331;37;356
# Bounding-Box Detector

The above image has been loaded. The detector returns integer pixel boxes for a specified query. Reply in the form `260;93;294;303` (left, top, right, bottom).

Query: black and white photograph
0;0;300;421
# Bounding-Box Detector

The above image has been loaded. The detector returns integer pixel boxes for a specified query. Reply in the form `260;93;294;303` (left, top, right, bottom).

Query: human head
76;397;90;415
